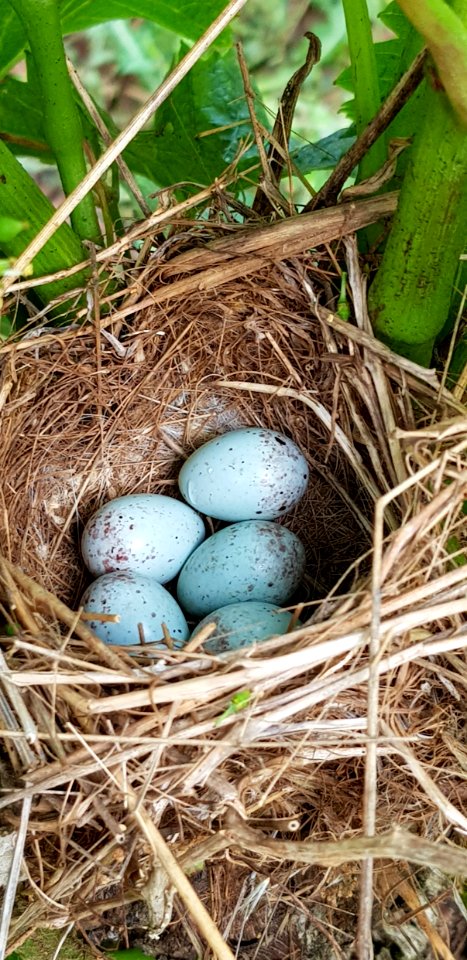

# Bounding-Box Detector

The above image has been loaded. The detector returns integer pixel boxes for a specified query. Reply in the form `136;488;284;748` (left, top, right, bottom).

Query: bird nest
1;193;467;959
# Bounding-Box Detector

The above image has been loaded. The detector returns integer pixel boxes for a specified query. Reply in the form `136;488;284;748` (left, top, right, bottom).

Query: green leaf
396;0;467;127
60;0;228;40
125;45;257;188
0;138;88;303
291;127;356;174
0;0;229;80
0;4;26;78
0;214;28;243
0;75;105;164
215;689;252;726
0;76;51;160
84;19;178;92
1;50;254;192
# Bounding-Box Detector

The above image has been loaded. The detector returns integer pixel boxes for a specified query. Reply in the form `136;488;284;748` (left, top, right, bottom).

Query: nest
1;194;467;959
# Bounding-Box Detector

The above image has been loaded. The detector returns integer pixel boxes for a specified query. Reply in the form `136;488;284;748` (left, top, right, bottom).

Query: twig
304;48;427;210
236;43;271;183
253;32;321;217
1;558;133;674
223;811;467;874
85;615;467;716
123;783;236;960
357;493;383;958
0;650;41;750
167;192;398;265
0;194;398;331
381;720;467;833
66;56;152;218
0;183;226;298
0;556;40;636
440;283;467;398
0;0;250;293
0;796;32;960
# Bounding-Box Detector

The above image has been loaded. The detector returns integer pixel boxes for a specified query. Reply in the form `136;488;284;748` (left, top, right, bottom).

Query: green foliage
0;215;28;243
337;271;350;321
0;17;259;196
8;0;100;242
446;535;467;566
337;3;422;113
0;0;229;77
291;127;356;173
60;0;228;41
0;137;88;302
5;927;95;960
396;0;467;126
0;46;260;190
0;71;355;184
144;44;257;187
341;0;385;181
216;689;252;725
0;77;51;160
0;3;25;77
335;2;425;201
337;1;423;149
82;19;178;93
0;0;465;372
368;78;467;364
107;950;154;960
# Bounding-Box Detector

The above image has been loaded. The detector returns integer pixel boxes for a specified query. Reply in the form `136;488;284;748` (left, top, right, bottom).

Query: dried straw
1;193;466;958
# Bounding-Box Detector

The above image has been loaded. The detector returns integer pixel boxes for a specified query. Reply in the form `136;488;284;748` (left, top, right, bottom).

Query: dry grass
0;195;466;959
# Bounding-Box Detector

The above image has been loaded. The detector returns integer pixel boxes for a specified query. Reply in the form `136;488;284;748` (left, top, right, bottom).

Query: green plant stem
7;0;101;242
0;138;88;302
341;0;386;182
368;79;467;365
396;0;467;126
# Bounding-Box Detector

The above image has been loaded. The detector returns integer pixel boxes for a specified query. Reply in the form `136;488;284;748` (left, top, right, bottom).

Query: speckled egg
177;520;306;617
81;571;189;646
81;494;205;582
178;428;309;521
192;601;302;653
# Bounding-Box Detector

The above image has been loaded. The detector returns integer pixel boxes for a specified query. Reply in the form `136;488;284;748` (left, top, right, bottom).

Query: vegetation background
1;2;466;956
21;0;388;212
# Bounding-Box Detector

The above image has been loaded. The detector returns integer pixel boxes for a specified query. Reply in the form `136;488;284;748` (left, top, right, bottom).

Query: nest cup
0;259;373;607
1;214;467;958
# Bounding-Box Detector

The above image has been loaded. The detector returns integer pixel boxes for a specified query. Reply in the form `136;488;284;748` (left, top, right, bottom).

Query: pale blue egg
178;428;309;521
177;520;306;617
192;601;301;653
81;572;189;646
81;494;205;583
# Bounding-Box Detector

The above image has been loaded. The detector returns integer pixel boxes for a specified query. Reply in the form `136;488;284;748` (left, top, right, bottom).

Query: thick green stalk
396;0;467;126
368;78;467;365
0;138;88;302
341;0;386;182
7;0;101;242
